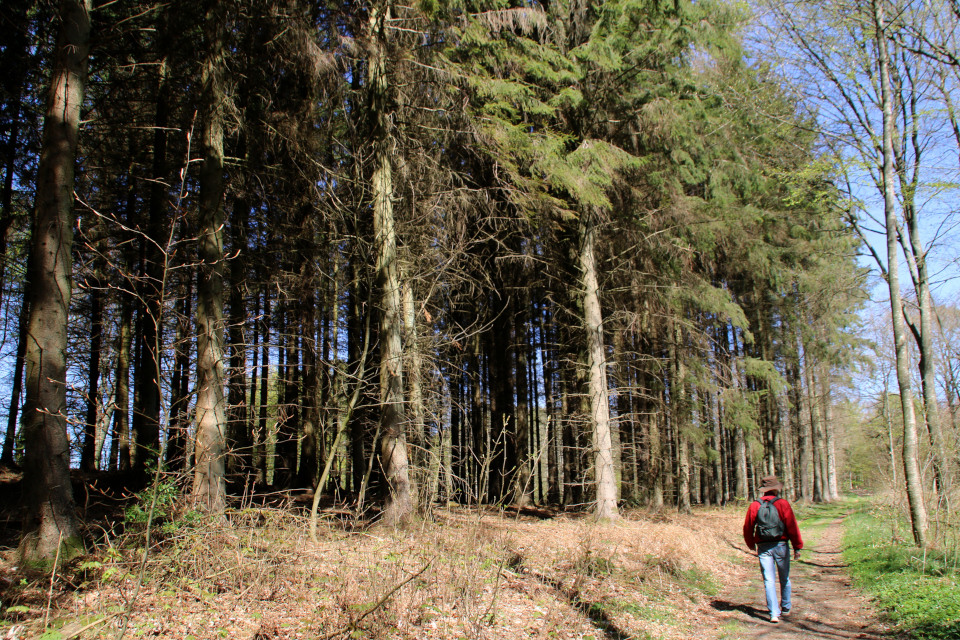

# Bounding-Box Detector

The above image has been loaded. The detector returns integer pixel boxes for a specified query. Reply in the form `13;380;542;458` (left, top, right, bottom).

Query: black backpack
754;498;785;542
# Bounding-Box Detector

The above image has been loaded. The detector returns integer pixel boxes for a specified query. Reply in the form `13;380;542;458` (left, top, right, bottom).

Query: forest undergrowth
841;495;960;640
0;492;746;640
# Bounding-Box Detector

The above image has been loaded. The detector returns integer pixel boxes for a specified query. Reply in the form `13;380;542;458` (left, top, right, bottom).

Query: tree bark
513;294;534;507
403;275;426;495
297;257;320;489
80;268;103;472
670;318;691;514
792;326;812;501
369;3;413;524
579;210;618;521
18;0;91;564
2;292;30;466
166;279;191;470
228;194;251;475
112;290;134;472
192;0;228;511
132;42;170;482
819;365;839;500
874;0;927;546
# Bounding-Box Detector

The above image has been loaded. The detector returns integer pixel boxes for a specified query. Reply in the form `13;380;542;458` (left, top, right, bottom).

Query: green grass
842;502;960;639
676;567;720;597
794;498;857;531
717;619;745;639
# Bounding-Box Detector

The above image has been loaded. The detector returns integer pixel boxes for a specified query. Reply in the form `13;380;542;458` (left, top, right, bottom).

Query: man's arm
778;500;803;552
743;502;758;551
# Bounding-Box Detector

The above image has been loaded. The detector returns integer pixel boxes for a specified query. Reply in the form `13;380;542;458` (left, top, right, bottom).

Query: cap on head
759;475;784;494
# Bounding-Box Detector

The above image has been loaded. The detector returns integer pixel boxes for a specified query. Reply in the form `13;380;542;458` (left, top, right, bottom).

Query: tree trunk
671;319;691;514
112;291;134;473
2;292;30;466
274;308;300;489
347;250;367;495
80;267;103;472
403;276;426;496
711;388;724;505
646;364;665;508
132;43;171;482
18;0;91;564
895;79;951;502
792;327;812;501
513;294;533;507
166;280;191;470
882;380;897;488
297;258;319;489
257;288;270;485
874;0;926;546
819;366;839;500
542;306;559;504
228;194;251;475
192;2;228;511
369;4;412;524
803;348;825;502
579;210;618;521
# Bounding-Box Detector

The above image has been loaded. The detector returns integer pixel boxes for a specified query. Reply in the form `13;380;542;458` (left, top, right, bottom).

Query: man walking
743;475;803;623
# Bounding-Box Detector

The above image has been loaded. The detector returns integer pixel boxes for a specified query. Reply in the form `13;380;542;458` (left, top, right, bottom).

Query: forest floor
0;478;907;639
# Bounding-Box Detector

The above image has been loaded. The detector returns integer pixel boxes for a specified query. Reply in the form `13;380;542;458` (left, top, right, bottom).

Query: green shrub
123;475;202;537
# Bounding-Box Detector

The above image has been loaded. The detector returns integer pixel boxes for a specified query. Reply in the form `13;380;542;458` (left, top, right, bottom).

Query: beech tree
757;0;960;542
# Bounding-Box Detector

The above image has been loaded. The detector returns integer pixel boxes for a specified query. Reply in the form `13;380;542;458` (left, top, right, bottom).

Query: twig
311;302;373;543
62;615;112;639
114;113;196;640
323;558;434;639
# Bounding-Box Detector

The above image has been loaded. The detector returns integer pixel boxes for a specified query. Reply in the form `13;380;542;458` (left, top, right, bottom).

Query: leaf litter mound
0;505;746;639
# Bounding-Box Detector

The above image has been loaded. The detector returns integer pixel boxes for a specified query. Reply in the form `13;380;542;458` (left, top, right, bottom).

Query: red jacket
743;495;803;551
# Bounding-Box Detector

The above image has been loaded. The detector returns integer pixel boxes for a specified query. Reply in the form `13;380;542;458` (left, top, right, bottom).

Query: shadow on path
709;599;768;621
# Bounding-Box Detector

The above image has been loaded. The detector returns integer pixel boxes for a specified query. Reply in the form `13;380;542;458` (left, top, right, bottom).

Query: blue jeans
757;540;791;617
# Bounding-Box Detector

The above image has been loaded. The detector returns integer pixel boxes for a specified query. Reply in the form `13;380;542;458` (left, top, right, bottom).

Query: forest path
703;513;900;639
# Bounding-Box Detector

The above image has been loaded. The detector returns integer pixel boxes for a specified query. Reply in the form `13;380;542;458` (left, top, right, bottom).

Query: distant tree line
1;0;868;563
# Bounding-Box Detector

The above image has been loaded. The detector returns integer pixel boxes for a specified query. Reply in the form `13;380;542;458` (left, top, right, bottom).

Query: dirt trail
705;515;900;639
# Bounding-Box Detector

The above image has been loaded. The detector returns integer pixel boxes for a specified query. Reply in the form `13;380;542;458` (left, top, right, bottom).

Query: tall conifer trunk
671;320;691;515
298;256;320;488
132;11;173;480
2;293;30;466
579;210;618;520
19;0;91;563
368;3;412;524
228;193;251;474
80;263;103;472
112;289;133;472
192;0;228;511
403;276;426;493
792;326;812;501
819;366;839;500
513;294;533;507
